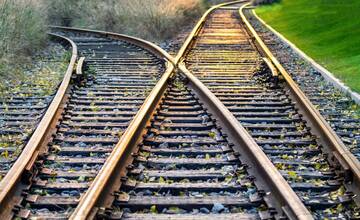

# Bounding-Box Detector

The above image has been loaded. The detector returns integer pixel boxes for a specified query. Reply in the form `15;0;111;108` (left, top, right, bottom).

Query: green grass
255;0;360;92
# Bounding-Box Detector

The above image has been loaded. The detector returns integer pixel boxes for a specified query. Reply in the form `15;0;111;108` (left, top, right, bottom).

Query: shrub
0;0;226;63
64;0;206;42
0;0;47;77
252;0;280;5
45;0;82;26
0;0;47;58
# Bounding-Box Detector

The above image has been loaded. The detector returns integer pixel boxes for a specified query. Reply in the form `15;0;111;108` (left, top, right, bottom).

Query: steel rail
13;2;357;219
51;26;175;64
67;1;360;218
67;3;307;218
174;2;312;219
178;64;312;220
0;26;174;219
174;0;247;64
240;3;360;203
0;33;78;218
71;63;174;220
47;27;177;219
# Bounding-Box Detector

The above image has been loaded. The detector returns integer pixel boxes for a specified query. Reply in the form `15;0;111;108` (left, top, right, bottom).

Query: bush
252;0;280;5
202;0;234;7
60;0;206;42
0;0;225;62
0;0;47;58
0;0;47;77
116;0;205;41
45;0;82;26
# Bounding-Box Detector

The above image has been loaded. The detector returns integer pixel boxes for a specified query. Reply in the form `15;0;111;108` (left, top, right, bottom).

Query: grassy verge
255;0;360;93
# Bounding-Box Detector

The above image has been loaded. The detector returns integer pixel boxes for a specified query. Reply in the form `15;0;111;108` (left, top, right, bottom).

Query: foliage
0;0;47;77
0;0;227;74
0;0;225;61
252;0;280;5
58;0;207;42
45;0;81;26
0;0;47;58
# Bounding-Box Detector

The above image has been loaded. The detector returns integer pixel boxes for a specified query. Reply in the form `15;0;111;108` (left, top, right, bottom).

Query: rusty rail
173;1;312;219
51;26;174;63
174;0;247;64
70;1;314;219
0;26;175;219
3;1;358;219
67;6;310;218
62;2;359;219
178;64;312;219
46;27;177;219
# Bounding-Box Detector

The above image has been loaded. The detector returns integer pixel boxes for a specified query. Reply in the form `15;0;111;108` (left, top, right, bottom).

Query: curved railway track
0;27;173;219
0;1;359;220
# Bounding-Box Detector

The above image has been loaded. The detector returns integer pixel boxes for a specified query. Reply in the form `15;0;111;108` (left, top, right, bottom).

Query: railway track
108;78;272;219
0;27;173;219
0;1;359;220
0;23;308;219
177;1;360;219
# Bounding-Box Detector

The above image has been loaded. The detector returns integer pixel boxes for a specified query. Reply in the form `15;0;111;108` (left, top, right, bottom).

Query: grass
0;0;47;57
46;0;209;42
0;0;47;77
0;0;225;59
0;0;215;83
0;48;70;97
255;0;360;93
45;0;232;42
0;0;226;77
